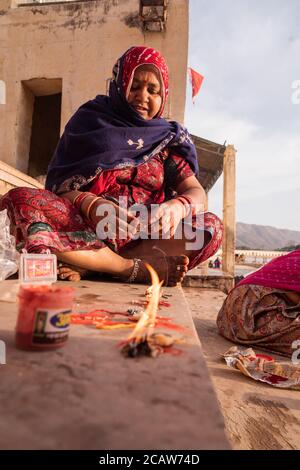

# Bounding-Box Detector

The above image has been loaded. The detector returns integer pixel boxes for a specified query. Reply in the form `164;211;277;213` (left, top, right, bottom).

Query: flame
126;263;162;344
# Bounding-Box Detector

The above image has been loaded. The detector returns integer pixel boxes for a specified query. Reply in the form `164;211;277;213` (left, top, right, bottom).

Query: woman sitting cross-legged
1;46;223;286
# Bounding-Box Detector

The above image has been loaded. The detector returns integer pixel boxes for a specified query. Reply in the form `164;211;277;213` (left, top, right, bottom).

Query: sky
185;0;300;231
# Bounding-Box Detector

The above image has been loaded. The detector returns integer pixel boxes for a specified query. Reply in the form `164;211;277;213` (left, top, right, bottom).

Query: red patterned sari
0;152;223;270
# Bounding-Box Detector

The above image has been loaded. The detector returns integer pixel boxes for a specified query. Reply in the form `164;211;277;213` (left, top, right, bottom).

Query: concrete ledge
0;160;44;195
0;280;230;450
183;271;234;294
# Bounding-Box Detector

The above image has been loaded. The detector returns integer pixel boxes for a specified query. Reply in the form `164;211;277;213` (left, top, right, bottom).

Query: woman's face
127;65;162;120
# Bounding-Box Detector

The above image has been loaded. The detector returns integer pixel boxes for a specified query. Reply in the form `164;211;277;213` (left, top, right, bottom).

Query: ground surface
185;287;300;450
1;278;299;450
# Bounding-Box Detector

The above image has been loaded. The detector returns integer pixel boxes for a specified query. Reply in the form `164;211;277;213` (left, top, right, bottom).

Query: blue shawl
46;78;199;194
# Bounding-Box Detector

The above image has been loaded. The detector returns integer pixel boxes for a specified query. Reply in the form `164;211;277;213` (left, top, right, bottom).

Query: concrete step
0;160;43;195
183;266;234;293
0;279;230;450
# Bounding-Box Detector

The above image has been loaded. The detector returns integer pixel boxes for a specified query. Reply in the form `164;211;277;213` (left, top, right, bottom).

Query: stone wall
0;0;189;174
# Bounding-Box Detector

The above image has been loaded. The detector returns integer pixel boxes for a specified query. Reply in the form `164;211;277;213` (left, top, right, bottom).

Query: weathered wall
0;0;189;173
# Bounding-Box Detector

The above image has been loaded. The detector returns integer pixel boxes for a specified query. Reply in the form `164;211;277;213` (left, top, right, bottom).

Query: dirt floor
184;287;300;450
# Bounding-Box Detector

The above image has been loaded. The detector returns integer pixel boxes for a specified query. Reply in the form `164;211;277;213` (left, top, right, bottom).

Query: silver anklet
127;258;142;283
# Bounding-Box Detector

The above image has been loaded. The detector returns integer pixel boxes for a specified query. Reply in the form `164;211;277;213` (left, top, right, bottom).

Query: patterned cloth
217;284;300;357
89;152;192;205
119;46;169;116
238;250;300;293
0;143;223;269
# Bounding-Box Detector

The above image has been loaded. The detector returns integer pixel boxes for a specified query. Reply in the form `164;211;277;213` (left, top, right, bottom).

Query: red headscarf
113;46;169;117
238;250;300;293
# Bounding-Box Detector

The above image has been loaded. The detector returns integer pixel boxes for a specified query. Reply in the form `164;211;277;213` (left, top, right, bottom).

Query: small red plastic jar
16;285;74;351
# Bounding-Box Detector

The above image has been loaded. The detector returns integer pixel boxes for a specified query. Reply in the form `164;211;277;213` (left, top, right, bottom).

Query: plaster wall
0;0;189;173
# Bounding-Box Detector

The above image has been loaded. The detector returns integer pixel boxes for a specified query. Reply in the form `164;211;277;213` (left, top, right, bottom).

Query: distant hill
237;222;300;250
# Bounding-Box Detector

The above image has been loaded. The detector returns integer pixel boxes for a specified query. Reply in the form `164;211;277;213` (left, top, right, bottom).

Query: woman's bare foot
128;255;189;287
57;263;92;282
57;254;189;286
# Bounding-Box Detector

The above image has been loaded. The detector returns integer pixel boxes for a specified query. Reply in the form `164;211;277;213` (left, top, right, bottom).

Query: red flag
188;67;204;103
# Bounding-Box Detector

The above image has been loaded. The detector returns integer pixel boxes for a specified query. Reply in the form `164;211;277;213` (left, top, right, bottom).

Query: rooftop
192;135;225;192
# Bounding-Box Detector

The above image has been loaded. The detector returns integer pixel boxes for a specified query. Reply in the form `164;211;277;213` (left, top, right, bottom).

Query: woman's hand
148;199;185;239
88;198;139;241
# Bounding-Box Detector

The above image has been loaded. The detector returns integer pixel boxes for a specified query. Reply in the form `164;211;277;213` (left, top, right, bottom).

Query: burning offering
121;264;183;358
122;332;183;358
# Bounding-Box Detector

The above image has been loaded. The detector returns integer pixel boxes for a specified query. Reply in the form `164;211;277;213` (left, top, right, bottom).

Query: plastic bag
0;209;19;281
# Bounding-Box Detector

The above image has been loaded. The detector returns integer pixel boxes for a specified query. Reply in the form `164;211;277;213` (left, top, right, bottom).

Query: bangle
86;197;101;221
79;194;97;218
73;192;95;210
177;195;197;216
176;196;191;217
